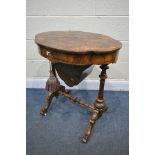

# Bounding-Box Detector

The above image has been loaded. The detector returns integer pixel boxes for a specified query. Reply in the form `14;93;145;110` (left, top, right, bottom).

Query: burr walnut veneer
35;31;122;143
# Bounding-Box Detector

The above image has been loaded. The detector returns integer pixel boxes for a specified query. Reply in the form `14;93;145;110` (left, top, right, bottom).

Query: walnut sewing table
35;31;122;143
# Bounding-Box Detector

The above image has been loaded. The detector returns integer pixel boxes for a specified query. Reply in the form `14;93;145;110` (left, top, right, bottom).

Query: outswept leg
82;110;99;143
40;85;70;116
40;63;60;116
40;92;55;116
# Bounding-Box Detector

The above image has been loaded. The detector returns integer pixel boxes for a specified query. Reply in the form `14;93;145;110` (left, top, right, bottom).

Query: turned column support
94;64;109;114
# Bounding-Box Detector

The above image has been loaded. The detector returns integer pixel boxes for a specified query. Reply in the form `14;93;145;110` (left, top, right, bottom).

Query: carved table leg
82;64;109;143
94;64;109;118
82;110;99;143
40;92;55;116
40;63;60;116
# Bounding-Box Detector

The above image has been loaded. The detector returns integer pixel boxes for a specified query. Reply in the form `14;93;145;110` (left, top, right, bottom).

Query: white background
0;0;155;155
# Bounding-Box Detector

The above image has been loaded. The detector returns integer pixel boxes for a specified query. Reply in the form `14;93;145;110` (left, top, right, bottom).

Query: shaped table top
35;31;122;54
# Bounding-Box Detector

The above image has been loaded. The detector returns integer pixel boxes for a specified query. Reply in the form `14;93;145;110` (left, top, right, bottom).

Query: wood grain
35;31;122;54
